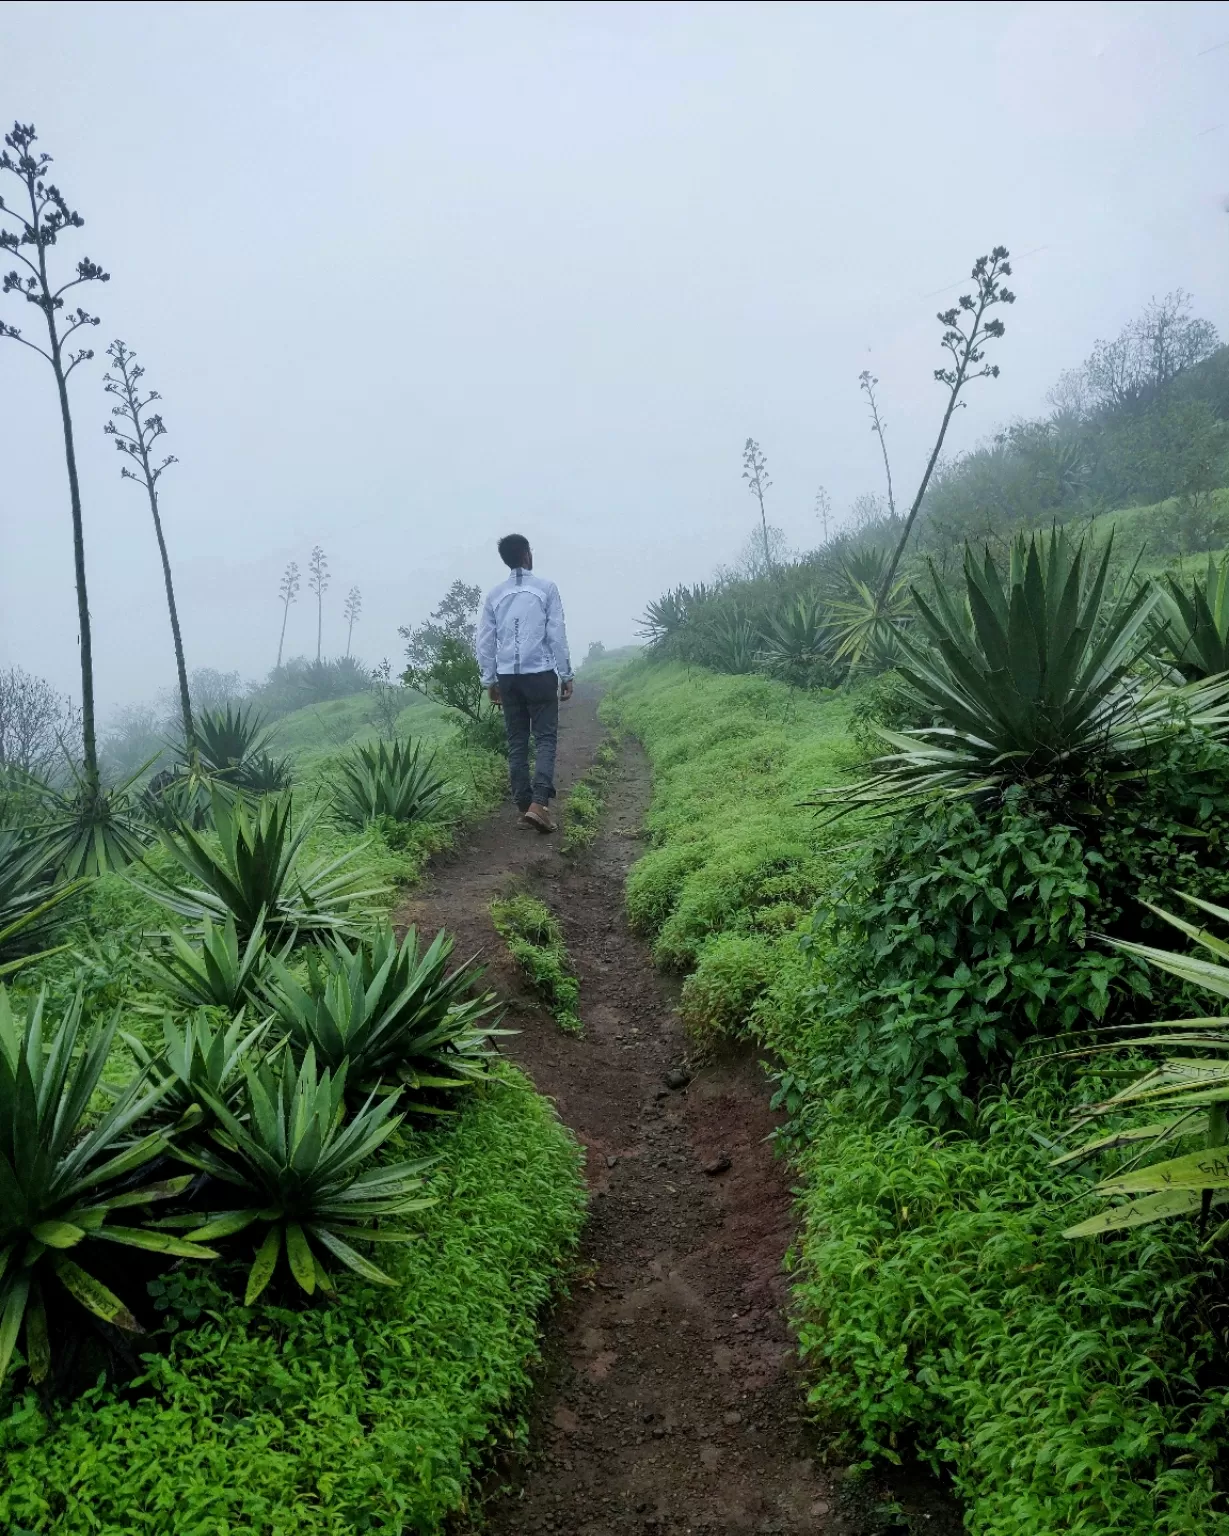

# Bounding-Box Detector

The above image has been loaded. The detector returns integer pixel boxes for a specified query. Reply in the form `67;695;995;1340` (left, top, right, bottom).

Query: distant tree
184;667;244;715
102;339;194;754
742;438;773;575
878;246;1015;603
307;545;330;663
584;640;607;665
0;122;110;802
1083;291;1220;415
276;560;300;668
0;666;78;776
849;492;891;531
1045;366;1092;423
343;585;362;658
858;371;896;519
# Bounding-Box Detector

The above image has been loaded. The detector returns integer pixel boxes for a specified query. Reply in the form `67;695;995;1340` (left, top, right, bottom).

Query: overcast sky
1;0;1227;718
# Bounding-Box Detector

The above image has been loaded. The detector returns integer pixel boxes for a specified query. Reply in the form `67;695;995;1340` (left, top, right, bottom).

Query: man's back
476;567;572;685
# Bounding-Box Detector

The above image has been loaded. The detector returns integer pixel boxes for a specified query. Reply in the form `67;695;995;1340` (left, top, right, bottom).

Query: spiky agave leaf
1054;895;1229;1243
192;703;274;783
0;828;85;976
0;985;216;1384
1155;553;1229;681
815;529;1229;815
135;785;387;946
756;594;835;687
123;1007;270;1125
260;922;504;1106
136;909;274;1012
167;1047;433;1303
332;738;451;829
30;759;151;878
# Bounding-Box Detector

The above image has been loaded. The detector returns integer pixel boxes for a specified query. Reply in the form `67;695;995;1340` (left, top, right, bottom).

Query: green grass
560;733;620;855
611;656;1229;1536
0;1067;585;1536
489;894;582;1034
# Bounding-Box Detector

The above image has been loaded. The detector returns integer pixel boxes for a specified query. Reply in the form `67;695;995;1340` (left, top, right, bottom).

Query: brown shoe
522;802;555;833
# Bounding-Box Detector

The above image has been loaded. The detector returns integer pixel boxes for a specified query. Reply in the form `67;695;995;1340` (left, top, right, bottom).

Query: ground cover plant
608;636;1229;1536
489;893;582;1033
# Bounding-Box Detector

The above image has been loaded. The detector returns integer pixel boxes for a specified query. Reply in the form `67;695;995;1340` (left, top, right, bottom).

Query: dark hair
498;533;531;569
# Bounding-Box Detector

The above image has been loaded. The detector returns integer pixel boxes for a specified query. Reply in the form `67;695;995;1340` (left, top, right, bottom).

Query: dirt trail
397;690;944;1536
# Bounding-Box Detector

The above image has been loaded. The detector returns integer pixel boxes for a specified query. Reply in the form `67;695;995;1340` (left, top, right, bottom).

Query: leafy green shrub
259;923;502;1104
0;1069;585;1536
490;894;581;1033
680;932;776;1039
819;793;1135;1125
0;986;211;1386
141;786;385;945
1096;731;1229;945
794;1080;1229;1536
332;736;452;830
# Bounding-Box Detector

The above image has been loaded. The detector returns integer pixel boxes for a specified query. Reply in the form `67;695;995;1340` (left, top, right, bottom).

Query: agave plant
31;761;150;878
260;923;503;1103
639;583;711;654
701;609;758;674
332;738;451;830
167;1048;433;1303
825;548;911;669
820;530;1229;813
124;1008;269;1126
1057;895;1229;1244
192;704;274;784
139;785;386;946
0;987;215;1384
757;594;833;688
0;830;84;977
137;910;273;1013
1154;554;1229;681
240;749;294;794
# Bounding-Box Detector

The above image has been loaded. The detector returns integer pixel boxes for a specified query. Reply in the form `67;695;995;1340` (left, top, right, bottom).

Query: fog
1;0;1226;715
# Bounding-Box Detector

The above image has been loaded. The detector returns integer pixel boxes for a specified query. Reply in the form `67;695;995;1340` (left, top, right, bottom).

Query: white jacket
476;568;573;687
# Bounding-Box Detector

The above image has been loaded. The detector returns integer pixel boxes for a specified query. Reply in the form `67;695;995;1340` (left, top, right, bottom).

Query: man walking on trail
476;533;573;833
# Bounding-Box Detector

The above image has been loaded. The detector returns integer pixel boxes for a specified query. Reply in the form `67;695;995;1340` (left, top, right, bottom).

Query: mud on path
397;690;947;1536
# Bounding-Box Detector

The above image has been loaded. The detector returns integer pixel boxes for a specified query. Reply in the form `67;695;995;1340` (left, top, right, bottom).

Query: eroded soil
397;689;955;1536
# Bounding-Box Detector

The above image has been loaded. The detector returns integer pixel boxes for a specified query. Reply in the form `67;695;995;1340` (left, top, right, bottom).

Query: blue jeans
499;671;559;810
